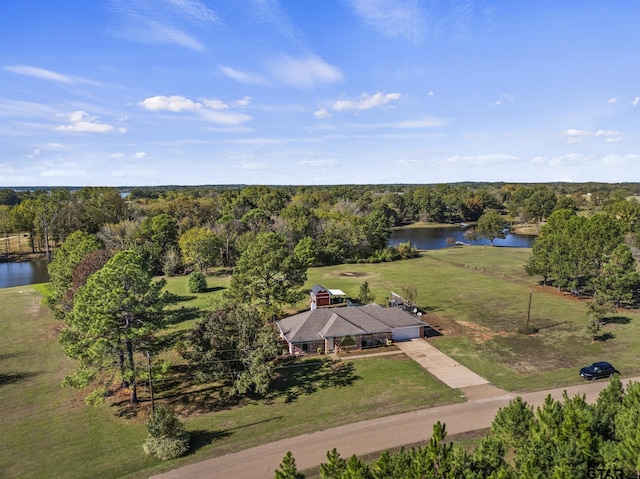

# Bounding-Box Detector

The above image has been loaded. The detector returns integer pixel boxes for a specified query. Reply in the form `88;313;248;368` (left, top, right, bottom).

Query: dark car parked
580;361;618;380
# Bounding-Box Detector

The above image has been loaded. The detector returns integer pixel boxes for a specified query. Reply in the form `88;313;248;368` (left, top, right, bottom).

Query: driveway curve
151;376;640;479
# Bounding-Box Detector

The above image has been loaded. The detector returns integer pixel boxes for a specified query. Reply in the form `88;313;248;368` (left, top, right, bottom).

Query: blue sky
2;0;640;187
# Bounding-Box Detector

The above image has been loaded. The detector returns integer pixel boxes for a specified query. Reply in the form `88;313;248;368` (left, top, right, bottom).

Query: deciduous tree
187;304;279;395
179;226;221;272
476;210;507;246
47;231;103;320
227;232;307;318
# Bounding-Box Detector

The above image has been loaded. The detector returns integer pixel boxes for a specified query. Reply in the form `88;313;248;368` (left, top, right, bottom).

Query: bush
143;435;190;461
143;405;190;461
187;271;207;293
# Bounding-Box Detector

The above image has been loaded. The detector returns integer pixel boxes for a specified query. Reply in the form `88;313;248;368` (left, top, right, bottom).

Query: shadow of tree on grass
268;359;359;404
188;429;231;454
0;371;39;386
604;315;631;325
164;306;203;326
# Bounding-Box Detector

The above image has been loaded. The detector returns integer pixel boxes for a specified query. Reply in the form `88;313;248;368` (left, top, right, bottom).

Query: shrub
143;405;190;461
143;435;190;461
187;271;207;293
396;241;419;259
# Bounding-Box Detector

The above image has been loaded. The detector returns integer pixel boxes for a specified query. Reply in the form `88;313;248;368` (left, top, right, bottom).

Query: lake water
390;226;536;250
0;260;50;289
0;227;533;288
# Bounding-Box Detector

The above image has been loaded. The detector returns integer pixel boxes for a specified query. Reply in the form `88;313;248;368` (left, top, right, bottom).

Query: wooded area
2;182;640;473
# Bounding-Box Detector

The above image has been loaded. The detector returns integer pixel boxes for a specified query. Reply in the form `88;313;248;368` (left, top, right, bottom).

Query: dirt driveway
151;377;640;479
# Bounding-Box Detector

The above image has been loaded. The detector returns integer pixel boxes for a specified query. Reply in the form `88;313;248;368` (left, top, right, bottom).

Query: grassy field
1;282;460;479
304;246;640;391
3;245;640;478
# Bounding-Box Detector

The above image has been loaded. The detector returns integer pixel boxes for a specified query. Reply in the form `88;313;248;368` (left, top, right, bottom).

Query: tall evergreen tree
60;250;167;405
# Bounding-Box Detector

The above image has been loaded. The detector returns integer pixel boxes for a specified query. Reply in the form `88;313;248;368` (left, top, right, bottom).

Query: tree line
3;183;640;268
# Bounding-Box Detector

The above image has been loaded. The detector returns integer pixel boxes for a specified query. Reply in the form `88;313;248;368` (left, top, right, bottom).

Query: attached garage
391;326;422;341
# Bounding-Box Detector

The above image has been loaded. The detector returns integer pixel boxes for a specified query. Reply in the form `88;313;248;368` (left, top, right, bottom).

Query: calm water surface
390;226;536;250
0;260;49;289
0;228;532;288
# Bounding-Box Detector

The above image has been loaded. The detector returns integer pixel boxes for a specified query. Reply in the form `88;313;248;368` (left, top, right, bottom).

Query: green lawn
3;246;640;478
0;284;459;479
305;247;640;390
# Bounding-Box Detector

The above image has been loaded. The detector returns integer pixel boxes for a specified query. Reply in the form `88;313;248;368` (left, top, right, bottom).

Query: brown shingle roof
276;304;425;343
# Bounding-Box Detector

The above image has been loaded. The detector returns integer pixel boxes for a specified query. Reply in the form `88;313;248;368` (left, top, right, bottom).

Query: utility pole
147;351;155;414
526;290;532;329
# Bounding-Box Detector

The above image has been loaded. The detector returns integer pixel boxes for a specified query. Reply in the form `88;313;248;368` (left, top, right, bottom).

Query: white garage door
392;326;421;341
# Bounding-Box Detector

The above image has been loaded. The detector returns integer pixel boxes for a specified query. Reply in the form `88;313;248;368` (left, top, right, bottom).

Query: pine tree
275;451;304;479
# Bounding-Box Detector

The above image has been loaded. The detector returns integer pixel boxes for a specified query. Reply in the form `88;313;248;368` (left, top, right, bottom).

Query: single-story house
276;304;426;355
310;284;347;309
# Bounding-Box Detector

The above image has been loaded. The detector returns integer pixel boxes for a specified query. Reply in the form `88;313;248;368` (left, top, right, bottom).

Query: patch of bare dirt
456;320;512;344
424;313;461;337
339;272;368;277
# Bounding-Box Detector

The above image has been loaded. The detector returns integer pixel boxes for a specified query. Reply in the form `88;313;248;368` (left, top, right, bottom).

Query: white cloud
198;109;253;125
139;94;252;124
55;111;116;133
140;95;202;112
269;55;343;89
134;151;147;158
220;66;266;84
232;96;253;108
493;93;514;106
394;119;446;128
202;99;229;110
240;160;267;170
398;159;424;166
111;152;125;159
4;65;74;84
549;153;589;166
560;128;622;144
348;0;424;42
301;159;338;167
445;154;521;166
348;118;448;129
332;92;401;113
107;0;217;52
633;96;640;107
608;97;618;104
595;129;620;137
601;153;640;165
314;108;331;119
26;148;41;158
166;0;221;24
559;129;590;144
44;142;69;151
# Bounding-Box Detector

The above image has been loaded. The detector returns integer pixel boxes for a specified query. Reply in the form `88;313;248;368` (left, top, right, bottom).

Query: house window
341;335;355;348
302;342;309;352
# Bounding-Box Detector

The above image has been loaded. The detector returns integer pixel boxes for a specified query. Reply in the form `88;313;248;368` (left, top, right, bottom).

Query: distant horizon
3;2;640;186
4;180;640;191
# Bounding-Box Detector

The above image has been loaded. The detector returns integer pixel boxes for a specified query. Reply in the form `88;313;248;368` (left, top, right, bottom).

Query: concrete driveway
396;338;490;389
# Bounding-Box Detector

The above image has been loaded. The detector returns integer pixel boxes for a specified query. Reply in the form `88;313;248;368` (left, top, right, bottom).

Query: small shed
310;284;331;308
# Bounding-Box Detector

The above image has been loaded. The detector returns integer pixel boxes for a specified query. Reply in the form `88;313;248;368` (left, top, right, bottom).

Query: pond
389;225;536;250
0;260;50;289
